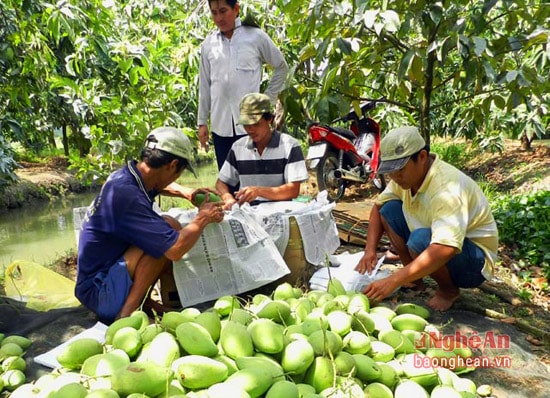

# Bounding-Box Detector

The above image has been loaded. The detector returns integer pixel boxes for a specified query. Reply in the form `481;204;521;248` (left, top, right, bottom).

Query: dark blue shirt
75;160;178;311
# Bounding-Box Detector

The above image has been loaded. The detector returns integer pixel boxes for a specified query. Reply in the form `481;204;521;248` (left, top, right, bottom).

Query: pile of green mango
7;279;494;397
0;333;32;393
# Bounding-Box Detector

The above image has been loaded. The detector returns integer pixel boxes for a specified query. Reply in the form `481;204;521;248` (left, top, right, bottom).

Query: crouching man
76;127;225;323
355;126;498;311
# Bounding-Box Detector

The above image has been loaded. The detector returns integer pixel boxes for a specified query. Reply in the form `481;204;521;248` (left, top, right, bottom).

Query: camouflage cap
238;93;272;125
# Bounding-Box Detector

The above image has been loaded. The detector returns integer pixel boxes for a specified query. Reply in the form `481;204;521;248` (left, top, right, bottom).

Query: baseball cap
144;127;197;177
378;126;426;174
238;93;272;125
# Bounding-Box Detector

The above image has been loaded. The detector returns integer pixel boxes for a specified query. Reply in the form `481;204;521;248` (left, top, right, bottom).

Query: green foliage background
1;0;548;185
492;190;550;274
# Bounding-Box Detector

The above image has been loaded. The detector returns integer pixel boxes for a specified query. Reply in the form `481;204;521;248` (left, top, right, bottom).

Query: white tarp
34;321;108;369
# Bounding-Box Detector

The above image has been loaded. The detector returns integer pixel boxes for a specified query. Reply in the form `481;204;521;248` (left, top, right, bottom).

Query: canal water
0;161;219;269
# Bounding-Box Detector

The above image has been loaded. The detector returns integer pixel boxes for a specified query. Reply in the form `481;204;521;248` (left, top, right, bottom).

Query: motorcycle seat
326;125;357;141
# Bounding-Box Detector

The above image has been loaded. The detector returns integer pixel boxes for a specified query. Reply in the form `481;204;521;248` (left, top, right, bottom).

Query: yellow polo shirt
376;155;498;279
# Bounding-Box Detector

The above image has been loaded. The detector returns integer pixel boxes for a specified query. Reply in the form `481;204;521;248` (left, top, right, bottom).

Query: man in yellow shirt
355;126;498;311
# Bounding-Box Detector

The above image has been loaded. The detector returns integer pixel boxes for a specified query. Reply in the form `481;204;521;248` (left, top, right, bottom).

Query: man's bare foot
402;279;427;291
384;249;400;263
427;289;460;311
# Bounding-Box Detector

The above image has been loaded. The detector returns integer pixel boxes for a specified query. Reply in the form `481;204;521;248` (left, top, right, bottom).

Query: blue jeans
379;200;486;288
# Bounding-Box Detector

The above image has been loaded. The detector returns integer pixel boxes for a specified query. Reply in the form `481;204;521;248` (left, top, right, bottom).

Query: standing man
76;127;225;324
216;93;308;209
198;0;289;171
355;126;498;311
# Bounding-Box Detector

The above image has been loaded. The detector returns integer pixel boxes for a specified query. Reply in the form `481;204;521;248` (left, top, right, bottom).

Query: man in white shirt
197;0;289;173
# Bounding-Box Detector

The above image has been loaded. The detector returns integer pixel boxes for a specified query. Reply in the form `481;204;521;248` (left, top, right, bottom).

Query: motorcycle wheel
372;173;386;191
316;151;346;202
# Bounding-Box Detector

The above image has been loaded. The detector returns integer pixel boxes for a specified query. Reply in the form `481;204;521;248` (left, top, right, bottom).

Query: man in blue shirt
76;127;224;323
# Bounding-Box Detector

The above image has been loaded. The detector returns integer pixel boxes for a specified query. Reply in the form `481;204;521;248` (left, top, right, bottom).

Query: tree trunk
71;125;91;157
62;125;69;157
420;28;438;146
47;129;57;148
520;131;532;151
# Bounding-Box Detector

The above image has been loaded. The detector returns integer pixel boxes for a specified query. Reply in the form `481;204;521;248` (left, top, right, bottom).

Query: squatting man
75;127;225;324
355;126;498;311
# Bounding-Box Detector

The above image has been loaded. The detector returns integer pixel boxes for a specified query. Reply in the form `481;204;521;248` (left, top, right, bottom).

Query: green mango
111;361;173;397
219;321;254;360
81;350;130;377
175;355;228;390
176;322;219;357
1;335;32;350
266;380;299;398
247;319;284;354
281;339;315;375
56;338;103;370
195;192;222;205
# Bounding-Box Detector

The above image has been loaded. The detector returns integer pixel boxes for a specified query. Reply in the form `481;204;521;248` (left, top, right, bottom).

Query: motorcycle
306;99;386;202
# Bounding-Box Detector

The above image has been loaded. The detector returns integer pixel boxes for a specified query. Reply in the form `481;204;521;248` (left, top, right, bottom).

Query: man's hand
355;251;379;275
197;201;224;224
198;125;210;151
362;276;399;305
234;186;259;205
221;195;237;210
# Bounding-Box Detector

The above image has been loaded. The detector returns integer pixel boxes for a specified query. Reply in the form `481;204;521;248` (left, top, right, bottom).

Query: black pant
212;132;242;195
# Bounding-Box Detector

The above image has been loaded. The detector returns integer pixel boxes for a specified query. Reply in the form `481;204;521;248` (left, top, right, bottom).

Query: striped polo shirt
218;130;308;202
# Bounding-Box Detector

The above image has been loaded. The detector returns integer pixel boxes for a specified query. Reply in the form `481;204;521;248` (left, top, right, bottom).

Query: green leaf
362;10;377;29
409;55;423;84
473;37;487;57
316;96;330;122
397;49;415;82
128;67;139;85
284;95;303;122
336;38;352;55
381;10;400;33
299;45;317;62
506;70;518;83
492;95;506;110
428;4;443;25
118;58;133;73
526;29;548;45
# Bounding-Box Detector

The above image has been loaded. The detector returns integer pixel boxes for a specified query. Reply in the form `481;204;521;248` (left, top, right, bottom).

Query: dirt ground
1;140;549;397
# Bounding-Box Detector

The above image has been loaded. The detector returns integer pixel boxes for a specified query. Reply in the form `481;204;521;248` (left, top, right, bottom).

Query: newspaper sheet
291;200;340;265
240;192;340;265
166;207;290;307
309;251;391;293
238;201;307;255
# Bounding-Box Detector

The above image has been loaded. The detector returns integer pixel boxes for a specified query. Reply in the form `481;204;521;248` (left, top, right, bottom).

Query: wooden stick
479;281;523;306
454;299;550;346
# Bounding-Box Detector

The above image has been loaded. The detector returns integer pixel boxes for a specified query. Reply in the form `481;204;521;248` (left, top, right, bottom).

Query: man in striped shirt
216;93;308;210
